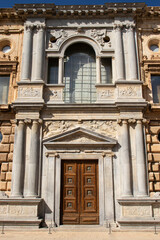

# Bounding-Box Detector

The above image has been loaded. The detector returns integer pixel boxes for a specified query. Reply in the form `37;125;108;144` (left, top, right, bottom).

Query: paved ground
1;228;160;240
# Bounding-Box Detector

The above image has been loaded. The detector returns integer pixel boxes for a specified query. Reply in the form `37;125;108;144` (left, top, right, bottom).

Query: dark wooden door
61;160;99;225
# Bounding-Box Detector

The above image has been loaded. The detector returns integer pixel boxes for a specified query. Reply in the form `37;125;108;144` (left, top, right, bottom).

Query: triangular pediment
43;127;117;145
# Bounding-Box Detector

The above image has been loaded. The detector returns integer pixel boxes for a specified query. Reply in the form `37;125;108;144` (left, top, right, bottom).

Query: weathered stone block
150;126;160;134
0;153;7;162
147;143;150;152
1;135;10;144
1;127;11;135
9;135;15;143
149;182;154;192
0;144;10;153
151;144;160;153
146;134;151;143
152;163;159;171
8;153;13;161
0;172;6;181
148;162;152;171
1;163;8;172
11;127;15;134
6;172;12;181
152;153;160;161
10;144;14;152
154;172;160;181
154;182;160;191
149;172;154;181
0;181;7;191
151;135;159;143
7;181;11;191
9;162;12;171
148;153;153;161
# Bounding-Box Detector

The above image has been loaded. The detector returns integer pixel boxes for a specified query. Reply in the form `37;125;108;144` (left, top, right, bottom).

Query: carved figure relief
43;120;117;139
18;87;41;98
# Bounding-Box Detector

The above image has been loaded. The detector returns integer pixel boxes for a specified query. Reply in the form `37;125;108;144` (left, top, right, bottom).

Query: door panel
61;160;99;225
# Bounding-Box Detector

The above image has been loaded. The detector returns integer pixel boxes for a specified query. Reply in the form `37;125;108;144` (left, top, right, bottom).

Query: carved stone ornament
122;205;151;217
18;87;41;98
44;88;63;102
43;120;117;139
48;29;68;48
99;89;114;99
118;86;139;97
90;29;105;46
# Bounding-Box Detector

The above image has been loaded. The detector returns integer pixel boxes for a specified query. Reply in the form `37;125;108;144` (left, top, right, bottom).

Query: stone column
11;120;25;197
126;24;137;80
135;120;148;196
114;24;125;80
26;120;40;197
96;56;101;84
58;57;63;84
120;120;132;196
35;24;45;81
21;24;33;81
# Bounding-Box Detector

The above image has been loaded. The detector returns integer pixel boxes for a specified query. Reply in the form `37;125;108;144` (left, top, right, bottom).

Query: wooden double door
61;160;99;225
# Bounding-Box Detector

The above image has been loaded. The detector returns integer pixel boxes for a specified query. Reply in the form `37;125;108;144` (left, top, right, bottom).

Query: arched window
63;43;96;104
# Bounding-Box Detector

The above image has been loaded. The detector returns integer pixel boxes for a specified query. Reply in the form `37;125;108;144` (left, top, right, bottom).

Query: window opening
150;44;159;53
48;58;58;84
0;132;2;143
151;75;160;103
101;58;112;84
158;132;160;142
0;75;10;104
63;43;96;104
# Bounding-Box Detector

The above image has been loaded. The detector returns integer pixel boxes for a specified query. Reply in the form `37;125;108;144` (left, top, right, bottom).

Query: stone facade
137;8;160;197
0;9;23;198
0;3;160;230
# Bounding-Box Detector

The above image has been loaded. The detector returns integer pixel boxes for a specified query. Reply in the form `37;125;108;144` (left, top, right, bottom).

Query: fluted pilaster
26;119;41;197
126;24;137;80
135;119;148;196
21;24;33;81
11;120;25;197
114;24;125;80
35;24;45;81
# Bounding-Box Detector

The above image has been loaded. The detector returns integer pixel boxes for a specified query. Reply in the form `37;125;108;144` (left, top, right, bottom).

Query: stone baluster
58;57;63;84
21;24;33;81
11;120;25;197
26;120;41;197
126;24;138;80
114;24;125;80
135;119;148;196
96;56;101;84
120;119;132;196
35;24;45;81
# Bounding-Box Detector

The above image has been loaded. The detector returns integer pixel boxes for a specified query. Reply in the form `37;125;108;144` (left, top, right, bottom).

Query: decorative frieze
43;120;117;139
18;87;41;98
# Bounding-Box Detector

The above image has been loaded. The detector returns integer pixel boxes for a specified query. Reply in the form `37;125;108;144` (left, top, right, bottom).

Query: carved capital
24;24;34;31
125;24;135;32
37;24;46;31
114;24;122;31
128;118;136;124
24;118;32;124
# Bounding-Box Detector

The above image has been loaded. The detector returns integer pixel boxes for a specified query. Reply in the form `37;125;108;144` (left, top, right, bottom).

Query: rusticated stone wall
146;122;160;196
0;120;15;196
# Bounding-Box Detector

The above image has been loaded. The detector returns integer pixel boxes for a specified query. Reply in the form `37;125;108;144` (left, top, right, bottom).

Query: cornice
12;3;146;19
0;4;160;20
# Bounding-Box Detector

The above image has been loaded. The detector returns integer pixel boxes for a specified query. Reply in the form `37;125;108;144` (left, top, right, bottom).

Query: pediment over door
43;127;117;149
